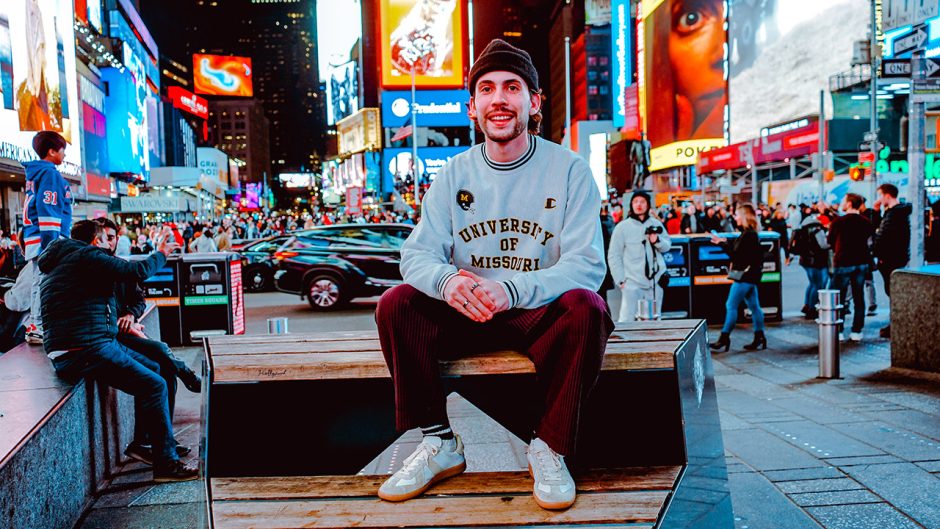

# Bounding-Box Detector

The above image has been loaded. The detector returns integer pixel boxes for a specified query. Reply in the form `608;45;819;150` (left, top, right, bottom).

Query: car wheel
306;274;344;310
244;267;271;292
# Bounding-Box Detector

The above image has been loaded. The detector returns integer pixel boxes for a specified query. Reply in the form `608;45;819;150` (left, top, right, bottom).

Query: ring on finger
462;300;470;308
470;283;480;292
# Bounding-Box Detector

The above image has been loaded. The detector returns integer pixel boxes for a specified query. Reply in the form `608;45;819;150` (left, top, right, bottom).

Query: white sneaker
527;437;576;510
849;332;863;342
25;329;43;345
378;435;465;502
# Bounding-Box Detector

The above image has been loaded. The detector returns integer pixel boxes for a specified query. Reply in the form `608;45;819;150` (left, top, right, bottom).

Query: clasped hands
442;269;510;322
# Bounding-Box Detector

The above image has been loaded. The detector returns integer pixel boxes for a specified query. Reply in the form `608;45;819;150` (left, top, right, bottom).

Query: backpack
790;223;826;266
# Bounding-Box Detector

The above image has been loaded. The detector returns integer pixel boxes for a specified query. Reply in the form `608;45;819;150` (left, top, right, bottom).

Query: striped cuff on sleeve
501;280;519;310
437;271;459;299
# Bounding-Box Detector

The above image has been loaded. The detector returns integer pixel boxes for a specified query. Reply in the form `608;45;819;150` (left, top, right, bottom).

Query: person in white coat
608;190;672;321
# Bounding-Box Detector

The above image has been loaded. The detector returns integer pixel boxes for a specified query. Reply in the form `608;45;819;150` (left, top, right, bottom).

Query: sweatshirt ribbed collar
482;134;536;171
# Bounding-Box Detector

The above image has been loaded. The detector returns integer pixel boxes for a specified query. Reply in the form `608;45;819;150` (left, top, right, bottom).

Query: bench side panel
658;322;734;529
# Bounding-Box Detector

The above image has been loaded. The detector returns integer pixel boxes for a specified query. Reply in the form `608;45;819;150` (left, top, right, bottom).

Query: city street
71;262;940;529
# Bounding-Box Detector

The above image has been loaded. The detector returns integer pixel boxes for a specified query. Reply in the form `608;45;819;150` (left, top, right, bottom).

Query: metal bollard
816;290;842;379
636;299;660;321
267;317;289;335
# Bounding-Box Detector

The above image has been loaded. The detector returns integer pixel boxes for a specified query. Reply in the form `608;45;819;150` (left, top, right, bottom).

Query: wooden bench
0;302;161;529
201;319;732;528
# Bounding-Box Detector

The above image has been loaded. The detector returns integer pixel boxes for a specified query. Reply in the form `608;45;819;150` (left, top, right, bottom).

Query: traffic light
849;164;865;181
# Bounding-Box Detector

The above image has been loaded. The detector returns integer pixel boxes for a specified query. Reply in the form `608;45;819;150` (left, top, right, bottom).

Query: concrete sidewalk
75;268;940;529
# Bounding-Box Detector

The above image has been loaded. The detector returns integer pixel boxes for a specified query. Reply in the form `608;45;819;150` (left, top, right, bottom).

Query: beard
481;110;528;143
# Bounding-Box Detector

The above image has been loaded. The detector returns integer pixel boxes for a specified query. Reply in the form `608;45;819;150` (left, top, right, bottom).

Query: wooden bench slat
209;329;692;357
210;338;682;357
211;490;670;528
205;319;699;349
210;466;681;500
211;346;677;383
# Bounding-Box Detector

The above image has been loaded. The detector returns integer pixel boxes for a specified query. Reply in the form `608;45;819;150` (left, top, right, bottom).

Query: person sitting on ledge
375;38;613;510
38;220;198;482
93;217;202;465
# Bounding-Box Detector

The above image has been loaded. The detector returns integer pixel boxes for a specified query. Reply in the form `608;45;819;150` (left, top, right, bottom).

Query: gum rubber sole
377;461;467;502
527;463;576;510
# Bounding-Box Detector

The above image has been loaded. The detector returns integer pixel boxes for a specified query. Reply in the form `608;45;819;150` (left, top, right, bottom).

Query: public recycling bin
137;255;184;345
688;233;783;325
660;235;692;319
178;253;245;344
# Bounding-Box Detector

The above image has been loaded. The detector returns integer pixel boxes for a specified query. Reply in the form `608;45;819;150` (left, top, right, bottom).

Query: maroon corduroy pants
375;284;614;456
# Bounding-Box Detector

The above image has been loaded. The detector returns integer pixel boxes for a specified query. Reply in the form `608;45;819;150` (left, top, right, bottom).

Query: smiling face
469;71;541;143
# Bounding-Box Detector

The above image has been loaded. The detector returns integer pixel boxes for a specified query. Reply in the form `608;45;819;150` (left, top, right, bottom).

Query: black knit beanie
468;39;539;93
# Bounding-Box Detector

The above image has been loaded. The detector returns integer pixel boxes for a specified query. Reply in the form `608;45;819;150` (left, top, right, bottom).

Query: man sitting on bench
38;220;198;482
376;39;613;510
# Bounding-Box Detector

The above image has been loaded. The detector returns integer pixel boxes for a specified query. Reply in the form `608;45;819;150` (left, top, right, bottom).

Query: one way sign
893;24;929;56
928;59;940;78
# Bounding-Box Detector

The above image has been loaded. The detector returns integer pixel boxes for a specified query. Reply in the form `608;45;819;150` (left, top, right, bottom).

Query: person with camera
608;190;672;322
709;203;767;352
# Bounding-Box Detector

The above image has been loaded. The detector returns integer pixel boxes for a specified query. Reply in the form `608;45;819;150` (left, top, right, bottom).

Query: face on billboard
640;0;728;170
193;54;253;97
0;0;82;174
729;0;868;142
380;0;465;87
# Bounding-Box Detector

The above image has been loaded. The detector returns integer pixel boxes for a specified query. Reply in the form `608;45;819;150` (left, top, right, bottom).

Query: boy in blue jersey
22;131;73;344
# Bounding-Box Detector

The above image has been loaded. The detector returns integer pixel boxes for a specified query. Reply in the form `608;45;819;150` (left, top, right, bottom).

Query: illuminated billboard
326;61;359;126
193;54;253;97
102;65;149;176
0;0;83;178
729;0;868;142
638;0;728;171
279;172;315;188
168;86;208;119
379;0;465;88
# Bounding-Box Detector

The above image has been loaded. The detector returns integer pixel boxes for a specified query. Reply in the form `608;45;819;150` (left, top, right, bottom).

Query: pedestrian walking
827;193;874;342
789;211;830;320
709;203;766;352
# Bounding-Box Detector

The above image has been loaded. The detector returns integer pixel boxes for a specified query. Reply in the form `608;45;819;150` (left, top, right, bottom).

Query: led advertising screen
326;61;359;126
729;0;868;142
102;65;149;176
383;145;468;183
317;0;361;82
638;0;728;171
168;86;208;119
279;173;314;188
0;0;83;177
381;89;470;127
193;54;253;97
379;0;465;88
610;0;632;129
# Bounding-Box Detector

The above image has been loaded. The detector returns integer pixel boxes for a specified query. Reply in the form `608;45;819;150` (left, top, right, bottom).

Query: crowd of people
602;183;939;351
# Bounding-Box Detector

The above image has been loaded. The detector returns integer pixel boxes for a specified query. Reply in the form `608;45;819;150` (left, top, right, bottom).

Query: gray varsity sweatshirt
400;134;605;309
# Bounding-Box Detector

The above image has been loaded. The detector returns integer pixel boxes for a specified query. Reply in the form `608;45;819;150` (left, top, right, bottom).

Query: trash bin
744;232;783;323
178;253;245;344
689;235;735;324
689;233;784;325
661;235;692;319
131;254;184;346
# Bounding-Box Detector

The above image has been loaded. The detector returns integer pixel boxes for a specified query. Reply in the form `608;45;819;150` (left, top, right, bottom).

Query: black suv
273;224;413;310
